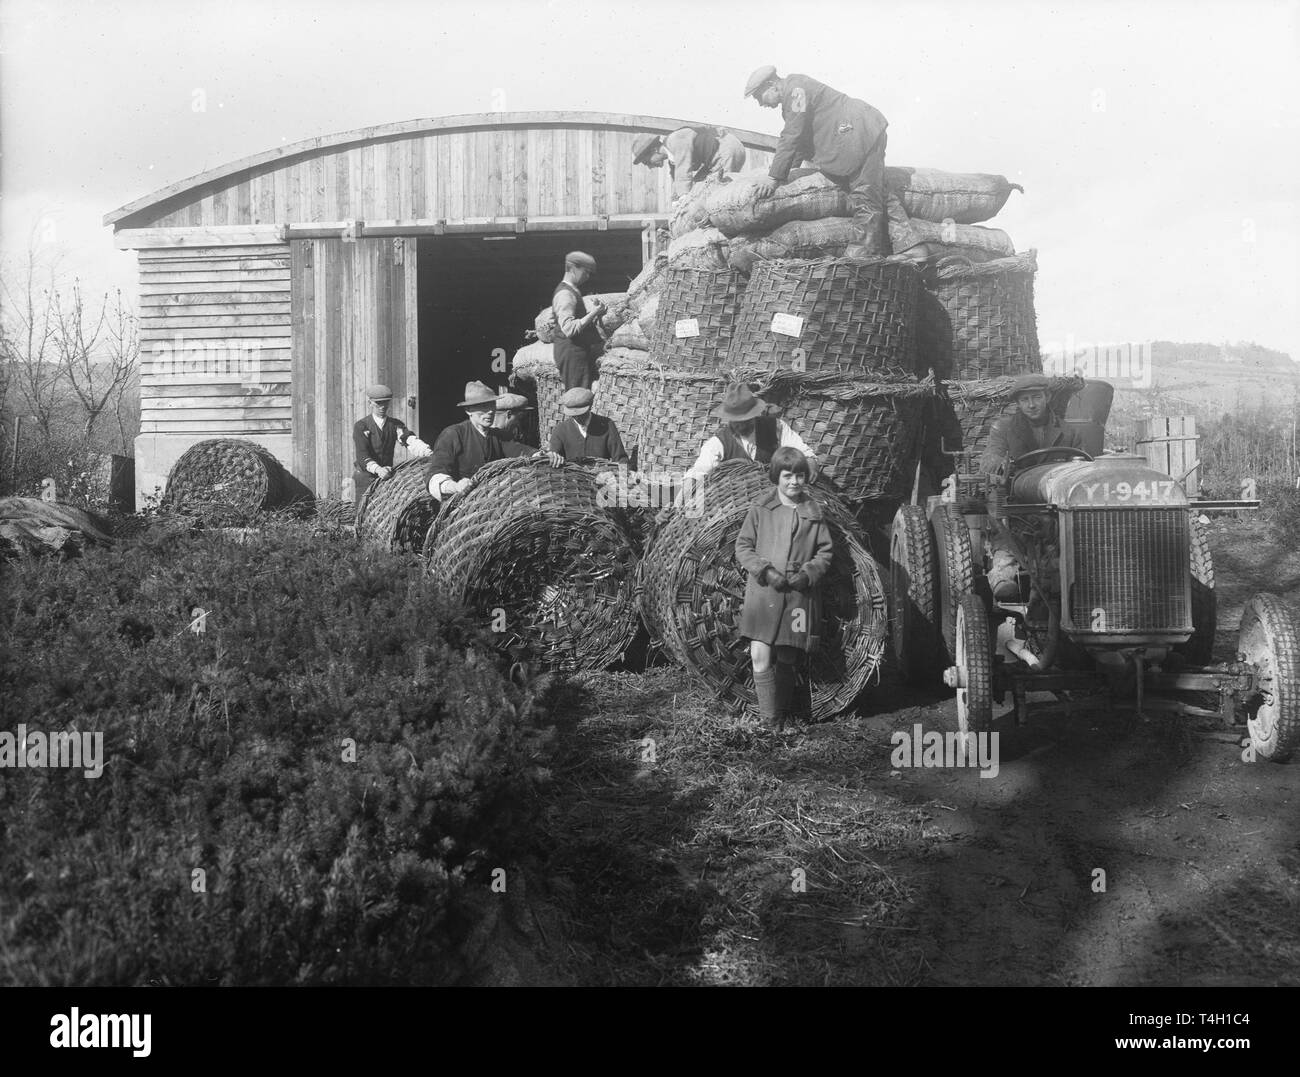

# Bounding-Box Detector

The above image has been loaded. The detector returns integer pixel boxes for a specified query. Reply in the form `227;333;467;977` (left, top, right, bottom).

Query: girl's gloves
759;565;789;591
787;571;811;592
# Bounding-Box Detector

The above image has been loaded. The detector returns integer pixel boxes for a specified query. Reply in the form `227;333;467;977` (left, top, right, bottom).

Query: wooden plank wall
138;245;292;435
1136;416;1200;496
291;237;417;499
141;129;775;228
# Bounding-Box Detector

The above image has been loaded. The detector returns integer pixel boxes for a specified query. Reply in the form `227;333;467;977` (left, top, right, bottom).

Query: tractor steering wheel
1011;446;1093;470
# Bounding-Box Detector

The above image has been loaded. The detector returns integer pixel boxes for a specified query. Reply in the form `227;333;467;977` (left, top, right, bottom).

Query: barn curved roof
104;111;780;227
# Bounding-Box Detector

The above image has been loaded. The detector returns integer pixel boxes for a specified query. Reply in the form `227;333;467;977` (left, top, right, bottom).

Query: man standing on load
631;127;748;202
744;65;898;260
551;251;607;391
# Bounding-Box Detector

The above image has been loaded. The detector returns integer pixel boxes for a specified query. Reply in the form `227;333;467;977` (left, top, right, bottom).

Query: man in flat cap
493;392;535;443
980;373;1090;599
425;381;562;501
744;65;906;260
632;127;748;203
352;383;432;503
551;252;607;391
684;384;818;485
549;387;629;464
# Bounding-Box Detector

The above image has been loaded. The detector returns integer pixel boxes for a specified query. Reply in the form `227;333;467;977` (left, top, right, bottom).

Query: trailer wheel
934;503;976;664
954;593;994;735
1237;593;1300;762
890;505;939;684
1175;512;1217;665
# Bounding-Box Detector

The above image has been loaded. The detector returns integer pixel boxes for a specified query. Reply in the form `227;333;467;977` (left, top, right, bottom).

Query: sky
2;0;1298;360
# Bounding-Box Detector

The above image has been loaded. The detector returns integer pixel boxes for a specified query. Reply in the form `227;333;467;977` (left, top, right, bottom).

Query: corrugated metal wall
138;245;292;436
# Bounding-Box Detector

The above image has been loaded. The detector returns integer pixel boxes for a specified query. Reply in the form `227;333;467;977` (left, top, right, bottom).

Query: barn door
290;237;418;500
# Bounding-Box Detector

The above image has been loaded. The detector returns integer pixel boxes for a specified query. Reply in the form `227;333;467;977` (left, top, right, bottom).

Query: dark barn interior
417;233;643;442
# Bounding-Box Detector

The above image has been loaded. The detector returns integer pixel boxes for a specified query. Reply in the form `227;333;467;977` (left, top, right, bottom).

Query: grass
527;668;945;986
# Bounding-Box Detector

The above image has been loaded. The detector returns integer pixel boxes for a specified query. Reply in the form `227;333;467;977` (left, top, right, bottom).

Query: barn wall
130;128;775;229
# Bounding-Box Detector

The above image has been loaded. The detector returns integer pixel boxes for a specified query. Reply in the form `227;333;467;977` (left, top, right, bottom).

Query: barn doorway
416;232;643;442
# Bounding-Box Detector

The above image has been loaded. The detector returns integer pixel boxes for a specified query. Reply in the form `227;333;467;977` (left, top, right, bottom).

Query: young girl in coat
734;446;835;730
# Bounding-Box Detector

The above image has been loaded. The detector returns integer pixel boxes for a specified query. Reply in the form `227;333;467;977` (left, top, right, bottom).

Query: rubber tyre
954;592;994;735
934;503;976;664
890;505;940;685
1174;511;1217;666
1237;592;1300;762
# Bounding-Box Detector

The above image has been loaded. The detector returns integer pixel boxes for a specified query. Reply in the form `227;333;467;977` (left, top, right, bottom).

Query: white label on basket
770;313;803;337
674;318;700;339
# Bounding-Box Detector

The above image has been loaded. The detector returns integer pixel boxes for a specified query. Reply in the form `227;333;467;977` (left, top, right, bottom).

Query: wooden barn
104;112;777;505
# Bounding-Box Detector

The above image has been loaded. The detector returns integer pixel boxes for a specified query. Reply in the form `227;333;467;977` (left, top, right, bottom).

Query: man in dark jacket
980;373;1090;599
745;65;899;259
551;252;607;390
548;387;629;463
425;381;561;501
352;383;432;504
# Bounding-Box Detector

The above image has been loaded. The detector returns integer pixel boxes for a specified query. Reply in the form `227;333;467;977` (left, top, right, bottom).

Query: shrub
0;520;553;984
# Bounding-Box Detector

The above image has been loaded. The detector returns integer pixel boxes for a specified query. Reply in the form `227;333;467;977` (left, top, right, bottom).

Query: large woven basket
918;251;1040;380
421;457;641;672
355;459;436;552
939;373;1085;464
640;460;887;720
730;259;921;380
163;438;290;523
647;264;747;370
752;371;935;503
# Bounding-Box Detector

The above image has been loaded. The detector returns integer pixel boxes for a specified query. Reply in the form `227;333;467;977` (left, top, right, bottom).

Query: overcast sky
2;0;1297;360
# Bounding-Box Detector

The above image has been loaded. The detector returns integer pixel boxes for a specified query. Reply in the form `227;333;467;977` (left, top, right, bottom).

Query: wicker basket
422;457;641;672
640;460;887;720
511;345;650;457
752;371;935;503
355;459;436;552
939;373;1085;464
628;364;732;475
163;438;289;523
918;251;1040;380
647;264;747;370
730;258;921;380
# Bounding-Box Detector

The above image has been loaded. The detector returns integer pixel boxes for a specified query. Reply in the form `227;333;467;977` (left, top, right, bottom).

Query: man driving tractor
979;373;1089;600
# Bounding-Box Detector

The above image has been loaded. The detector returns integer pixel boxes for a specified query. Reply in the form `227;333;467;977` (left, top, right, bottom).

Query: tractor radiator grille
1069;509;1190;633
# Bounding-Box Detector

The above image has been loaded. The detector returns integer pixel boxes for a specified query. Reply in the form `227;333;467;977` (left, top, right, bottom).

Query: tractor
889;385;1299;762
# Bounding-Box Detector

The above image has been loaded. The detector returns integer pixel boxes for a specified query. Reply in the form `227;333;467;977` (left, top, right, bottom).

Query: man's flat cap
365;383;393;401
1010;373;1050;397
744;64;777;98
495;392;533;411
561;387;595;416
632;133;662;165
565;251;597;270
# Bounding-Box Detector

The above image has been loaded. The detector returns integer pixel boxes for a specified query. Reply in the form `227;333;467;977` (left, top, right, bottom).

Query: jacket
768;74;888;183
980;412;1089;474
734;489;835;650
549;414;629;463
353;415;415;473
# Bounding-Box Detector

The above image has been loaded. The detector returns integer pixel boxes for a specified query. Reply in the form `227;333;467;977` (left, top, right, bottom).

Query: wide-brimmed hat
495;392;533;412
365;383;393;401
712;384;768;422
632;133;663;165
744;64;777;99
561;387;595;416
1009;373;1050;398
458;381;500;409
565;251;596;271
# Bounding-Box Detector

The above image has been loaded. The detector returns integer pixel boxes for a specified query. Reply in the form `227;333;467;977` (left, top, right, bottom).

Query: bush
0;520;553;984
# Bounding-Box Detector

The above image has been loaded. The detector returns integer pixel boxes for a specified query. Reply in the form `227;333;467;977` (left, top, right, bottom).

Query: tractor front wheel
1237;592;1300;762
952;592;994;736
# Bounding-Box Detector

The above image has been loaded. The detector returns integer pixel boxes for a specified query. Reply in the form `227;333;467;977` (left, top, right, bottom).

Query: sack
666;227;729;269
669;178;718;238
885;167;1023;225
532;306;557;344
705;169;849;236
906;218;1014;256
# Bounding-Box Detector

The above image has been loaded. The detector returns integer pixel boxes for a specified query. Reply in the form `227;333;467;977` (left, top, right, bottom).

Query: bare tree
53;281;139;445
0;242;64;438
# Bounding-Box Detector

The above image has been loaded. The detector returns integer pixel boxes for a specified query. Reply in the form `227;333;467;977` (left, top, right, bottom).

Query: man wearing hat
425;381;562;501
493;392;535;443
548;387;629;464
684;384;817;484
631;127;748;202
551;252;607;391
352;383;432;504
744;65;907;260
981;373;1090;599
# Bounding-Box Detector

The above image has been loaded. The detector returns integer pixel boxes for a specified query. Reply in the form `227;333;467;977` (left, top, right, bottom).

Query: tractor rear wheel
954;592;994;735
1237;593;1300;762
935;503;976;664
890;505;939;685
